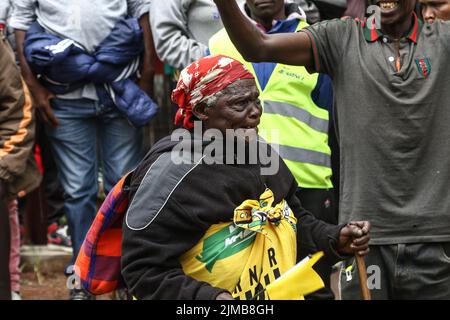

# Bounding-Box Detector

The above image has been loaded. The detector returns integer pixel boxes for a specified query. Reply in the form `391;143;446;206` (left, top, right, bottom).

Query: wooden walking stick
355;254;371;300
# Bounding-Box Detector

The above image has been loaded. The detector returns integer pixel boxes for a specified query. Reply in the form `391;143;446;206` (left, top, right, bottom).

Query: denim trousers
340;243;450;300
45;98;143;262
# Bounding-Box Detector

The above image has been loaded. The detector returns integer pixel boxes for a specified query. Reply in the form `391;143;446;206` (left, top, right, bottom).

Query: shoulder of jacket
125;151;204;230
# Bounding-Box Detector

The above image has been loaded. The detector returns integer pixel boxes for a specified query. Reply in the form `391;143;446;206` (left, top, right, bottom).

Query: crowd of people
1;0;450;301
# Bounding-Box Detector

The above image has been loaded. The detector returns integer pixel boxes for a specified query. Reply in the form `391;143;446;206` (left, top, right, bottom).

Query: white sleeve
150;0;207;69
8;0;37;31
127;0;151;19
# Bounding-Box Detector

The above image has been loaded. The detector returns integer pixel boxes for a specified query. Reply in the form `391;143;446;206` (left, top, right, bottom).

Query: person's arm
285;180;370;265
122;158;230;300
149;0;210;69
0;3;7;26
214;0;314;67
15;30;58;127
137;12;156;98
0;38;35;181
127;1;156;97
10;0;58;127
122;198;229;300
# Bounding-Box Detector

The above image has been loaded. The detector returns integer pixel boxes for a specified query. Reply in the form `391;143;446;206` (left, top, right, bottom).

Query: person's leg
8;199;21;296
395;243;450;300
0;183;11;300
37;124;66;226
296;188;337;300
98;107;143;195
340;244;394;300
45;98;98;262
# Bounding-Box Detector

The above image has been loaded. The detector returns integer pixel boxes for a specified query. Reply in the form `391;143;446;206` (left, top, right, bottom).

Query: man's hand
31;84;59;127
15;29;58;127
137;70;154;98
337;221;371;257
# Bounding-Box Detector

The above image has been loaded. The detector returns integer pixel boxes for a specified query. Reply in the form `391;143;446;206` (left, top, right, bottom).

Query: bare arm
138;13;156;98
214;0;313;67
15;29;58;127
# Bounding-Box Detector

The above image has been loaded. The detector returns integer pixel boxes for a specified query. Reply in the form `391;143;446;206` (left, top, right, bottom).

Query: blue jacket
24;18;158;127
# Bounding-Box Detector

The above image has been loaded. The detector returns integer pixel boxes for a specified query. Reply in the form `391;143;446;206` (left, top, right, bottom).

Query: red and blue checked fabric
75;173;131;295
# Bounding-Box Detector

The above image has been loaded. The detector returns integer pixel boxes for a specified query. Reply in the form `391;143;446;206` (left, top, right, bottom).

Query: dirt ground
21;271;112;300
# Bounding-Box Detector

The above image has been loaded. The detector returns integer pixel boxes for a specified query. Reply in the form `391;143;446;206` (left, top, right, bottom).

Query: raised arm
214;0;313;67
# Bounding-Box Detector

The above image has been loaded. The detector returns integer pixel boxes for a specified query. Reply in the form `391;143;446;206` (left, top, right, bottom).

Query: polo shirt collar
363;12;423;43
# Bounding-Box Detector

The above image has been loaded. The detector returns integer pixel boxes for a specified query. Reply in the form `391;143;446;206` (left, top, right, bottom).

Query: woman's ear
192;103;209;121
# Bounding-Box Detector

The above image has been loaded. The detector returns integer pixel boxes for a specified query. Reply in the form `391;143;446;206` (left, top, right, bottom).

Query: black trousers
36;124;65;225
296;188;338;300
0;183;11;300
341;243;450;300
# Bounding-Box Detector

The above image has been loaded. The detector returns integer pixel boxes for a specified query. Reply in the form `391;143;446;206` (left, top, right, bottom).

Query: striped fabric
74;173;131;295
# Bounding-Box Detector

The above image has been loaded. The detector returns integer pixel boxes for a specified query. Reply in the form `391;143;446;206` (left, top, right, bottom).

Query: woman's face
198;79;262;134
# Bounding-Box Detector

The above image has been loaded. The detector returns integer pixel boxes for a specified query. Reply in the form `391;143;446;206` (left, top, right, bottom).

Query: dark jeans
0;183;11;300
340;243;450;300
296;188;338;300
45;98;143;262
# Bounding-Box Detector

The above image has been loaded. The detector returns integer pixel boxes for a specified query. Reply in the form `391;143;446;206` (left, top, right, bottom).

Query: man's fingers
349;221;371;234
348;225;364;237
37;106;50;125
46;108;59;126
41;101;59;127
352;234;370;246
351;242;369;252
357;248;370;257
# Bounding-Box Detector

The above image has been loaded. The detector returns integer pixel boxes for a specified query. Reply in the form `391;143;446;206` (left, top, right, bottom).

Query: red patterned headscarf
171;55;254;129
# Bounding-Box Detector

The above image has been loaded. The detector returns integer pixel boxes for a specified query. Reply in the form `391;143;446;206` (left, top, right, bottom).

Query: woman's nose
249;101;262;119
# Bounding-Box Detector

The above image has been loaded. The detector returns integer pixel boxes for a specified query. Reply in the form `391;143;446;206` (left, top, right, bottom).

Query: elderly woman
121;55;370;300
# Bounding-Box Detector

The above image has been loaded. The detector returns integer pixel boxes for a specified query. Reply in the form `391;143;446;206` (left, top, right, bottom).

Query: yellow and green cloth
180;188;324;300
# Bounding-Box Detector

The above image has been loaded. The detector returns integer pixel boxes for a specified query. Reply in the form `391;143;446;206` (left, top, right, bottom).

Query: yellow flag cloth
180;189;325;300
265;252;325;300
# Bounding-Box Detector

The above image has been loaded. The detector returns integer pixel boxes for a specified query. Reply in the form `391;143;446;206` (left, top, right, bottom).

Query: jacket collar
362;12;422;43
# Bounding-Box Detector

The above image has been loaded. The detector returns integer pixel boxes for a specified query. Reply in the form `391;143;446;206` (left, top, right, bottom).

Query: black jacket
121;133;344;300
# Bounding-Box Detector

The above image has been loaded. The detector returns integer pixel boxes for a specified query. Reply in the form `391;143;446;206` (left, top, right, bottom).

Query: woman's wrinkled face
420;0;450;23
198;79;262;134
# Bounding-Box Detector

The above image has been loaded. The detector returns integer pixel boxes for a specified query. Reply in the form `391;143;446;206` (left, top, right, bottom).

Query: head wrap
171;55;254;129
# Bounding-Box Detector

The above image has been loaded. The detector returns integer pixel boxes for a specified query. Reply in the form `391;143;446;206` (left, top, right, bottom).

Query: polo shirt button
388;56;395;62
383;37;388;43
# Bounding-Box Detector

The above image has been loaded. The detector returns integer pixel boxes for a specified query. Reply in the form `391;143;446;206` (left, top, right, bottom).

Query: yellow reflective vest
209;20;332;188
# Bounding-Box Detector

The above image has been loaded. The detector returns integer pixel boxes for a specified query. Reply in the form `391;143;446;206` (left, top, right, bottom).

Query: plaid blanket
74;173;131;295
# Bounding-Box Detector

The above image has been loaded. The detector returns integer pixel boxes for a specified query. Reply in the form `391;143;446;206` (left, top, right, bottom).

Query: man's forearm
139;13;156;96
213;0;268;61
214;0;313;67
15;30;42;91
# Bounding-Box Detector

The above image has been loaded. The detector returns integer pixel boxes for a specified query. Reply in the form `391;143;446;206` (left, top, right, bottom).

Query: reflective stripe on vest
264;100;329;134
271;144;331;168
209;21;332;189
